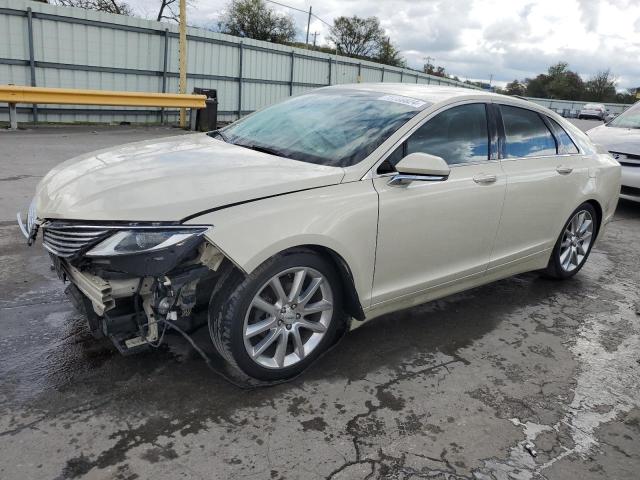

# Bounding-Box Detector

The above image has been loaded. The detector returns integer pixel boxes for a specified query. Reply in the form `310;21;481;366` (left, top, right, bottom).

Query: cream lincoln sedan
18;84;620;383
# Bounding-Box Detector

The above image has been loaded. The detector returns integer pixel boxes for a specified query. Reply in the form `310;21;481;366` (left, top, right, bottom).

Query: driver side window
407;103;489;165
378;103;490;174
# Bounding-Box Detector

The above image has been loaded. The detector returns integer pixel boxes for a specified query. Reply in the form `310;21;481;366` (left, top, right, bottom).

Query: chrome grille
42;223;111;258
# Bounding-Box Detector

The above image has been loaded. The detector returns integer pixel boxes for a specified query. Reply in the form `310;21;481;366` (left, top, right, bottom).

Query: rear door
489;104;589;269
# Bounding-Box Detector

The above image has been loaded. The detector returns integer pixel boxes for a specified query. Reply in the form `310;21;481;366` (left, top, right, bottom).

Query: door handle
473;174;497;184
556;166;573;175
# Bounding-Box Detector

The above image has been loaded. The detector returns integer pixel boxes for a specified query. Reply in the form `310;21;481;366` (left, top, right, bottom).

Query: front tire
209;250;344;382
544;203;598;279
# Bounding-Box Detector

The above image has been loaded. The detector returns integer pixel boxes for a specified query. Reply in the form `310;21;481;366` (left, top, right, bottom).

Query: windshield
608;102;640;129
216;89;428;167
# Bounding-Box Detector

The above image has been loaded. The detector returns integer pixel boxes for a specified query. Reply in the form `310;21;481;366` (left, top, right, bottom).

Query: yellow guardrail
1;85;207;129
0;85;206;108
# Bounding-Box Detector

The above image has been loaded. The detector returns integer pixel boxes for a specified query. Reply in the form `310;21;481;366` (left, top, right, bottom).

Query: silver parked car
588;101;640;202
579;103;608;121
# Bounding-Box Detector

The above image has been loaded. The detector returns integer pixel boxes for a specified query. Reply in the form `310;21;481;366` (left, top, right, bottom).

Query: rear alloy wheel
209;250;343;382
545;203;598;279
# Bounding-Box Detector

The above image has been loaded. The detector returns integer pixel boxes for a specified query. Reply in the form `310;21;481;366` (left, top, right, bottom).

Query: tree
376;36;405;67
53;0;132;15
156;0;178;21
585;69;617;102
545;62;584;100
524;62;583;100
218;0;296;44
328;16;384;57
424;62;446;78
504;79;526;96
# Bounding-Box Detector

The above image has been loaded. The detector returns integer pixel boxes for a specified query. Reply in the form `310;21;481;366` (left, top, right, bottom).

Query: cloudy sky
129;0;640;89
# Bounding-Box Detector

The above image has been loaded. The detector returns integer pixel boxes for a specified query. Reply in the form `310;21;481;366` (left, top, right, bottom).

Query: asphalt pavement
1;118;639;480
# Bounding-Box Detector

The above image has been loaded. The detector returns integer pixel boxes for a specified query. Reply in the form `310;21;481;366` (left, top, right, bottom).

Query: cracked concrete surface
1;124;639;479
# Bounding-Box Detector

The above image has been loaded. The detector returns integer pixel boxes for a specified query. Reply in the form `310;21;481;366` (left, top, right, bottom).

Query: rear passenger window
500;105;557;158
406;103;489;165
547;118;579;154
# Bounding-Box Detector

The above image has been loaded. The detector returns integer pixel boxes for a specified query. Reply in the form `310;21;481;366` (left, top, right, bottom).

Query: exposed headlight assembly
86;226;209;277
87;228;207;257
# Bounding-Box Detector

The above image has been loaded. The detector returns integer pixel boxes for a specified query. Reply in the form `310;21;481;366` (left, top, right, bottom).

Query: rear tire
544;202;598;279
209;249;344;382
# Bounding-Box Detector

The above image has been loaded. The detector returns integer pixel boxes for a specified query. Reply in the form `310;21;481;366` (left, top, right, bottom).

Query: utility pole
312;32;319;47
305;6;312;45
178;0;187;128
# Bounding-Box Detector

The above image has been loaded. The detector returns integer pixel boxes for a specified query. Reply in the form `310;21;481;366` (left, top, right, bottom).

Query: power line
264;0;308;14
264;0;333;28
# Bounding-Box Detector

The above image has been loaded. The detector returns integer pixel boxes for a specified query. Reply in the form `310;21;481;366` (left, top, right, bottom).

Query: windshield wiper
208;130;230;143
239;143;288;158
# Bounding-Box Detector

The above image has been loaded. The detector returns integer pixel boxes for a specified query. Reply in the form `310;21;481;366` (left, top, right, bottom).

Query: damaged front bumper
20;216;227;354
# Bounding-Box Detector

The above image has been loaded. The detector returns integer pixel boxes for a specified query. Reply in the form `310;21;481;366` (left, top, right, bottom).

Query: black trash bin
193;88;218;131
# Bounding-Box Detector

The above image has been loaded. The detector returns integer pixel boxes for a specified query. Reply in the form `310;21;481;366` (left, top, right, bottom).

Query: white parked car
18;85;621;383
587;101;640;202
578;103;608;121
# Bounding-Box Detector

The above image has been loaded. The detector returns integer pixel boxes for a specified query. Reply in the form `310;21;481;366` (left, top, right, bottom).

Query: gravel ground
1;119;639;480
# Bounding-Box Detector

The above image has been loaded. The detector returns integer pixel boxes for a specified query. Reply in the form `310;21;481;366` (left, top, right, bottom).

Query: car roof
321;83;509;106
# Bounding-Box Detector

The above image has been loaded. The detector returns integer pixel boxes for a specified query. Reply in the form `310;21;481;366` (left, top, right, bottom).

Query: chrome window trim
365;99;495;180
499;152;581;162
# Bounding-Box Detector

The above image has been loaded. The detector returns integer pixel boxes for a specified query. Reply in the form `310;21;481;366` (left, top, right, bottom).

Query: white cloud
127;0;640;89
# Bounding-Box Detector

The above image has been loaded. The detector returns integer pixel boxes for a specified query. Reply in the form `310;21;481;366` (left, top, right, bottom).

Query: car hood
34;133;345;222
587;124;640;156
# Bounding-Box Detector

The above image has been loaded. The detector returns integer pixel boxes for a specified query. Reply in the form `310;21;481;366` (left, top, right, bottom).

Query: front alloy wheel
243;267;333;369
209;250;343;382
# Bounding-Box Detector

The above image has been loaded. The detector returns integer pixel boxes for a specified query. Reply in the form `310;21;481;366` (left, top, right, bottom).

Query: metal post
415;74;418;84
9;103;18;130
238;43;243;119
305;6;312;44
381;67;385;82
27;7;38;123
328;58;332;85
178;0;187;128
400;71;404;82
161;28;169;125
189;108;197;130
357;63;362;83
289;51;294;96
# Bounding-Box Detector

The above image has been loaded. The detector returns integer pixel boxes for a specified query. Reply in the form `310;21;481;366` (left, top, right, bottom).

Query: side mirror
389;152;450;186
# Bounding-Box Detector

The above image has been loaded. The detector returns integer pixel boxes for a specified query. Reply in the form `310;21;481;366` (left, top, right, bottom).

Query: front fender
185;181;379;309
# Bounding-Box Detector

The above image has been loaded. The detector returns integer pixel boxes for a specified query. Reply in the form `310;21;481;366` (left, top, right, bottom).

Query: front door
371;103;506;306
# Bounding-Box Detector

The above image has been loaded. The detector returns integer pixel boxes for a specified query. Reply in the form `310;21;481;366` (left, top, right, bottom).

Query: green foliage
506;62;629;103
376;37;406;68
218;0;296;44
585;69;617;102
326;16;406;67
329;15;384;57
504;79;526;96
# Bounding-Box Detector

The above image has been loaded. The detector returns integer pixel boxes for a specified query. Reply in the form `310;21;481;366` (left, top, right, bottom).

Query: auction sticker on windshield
378;94;427;109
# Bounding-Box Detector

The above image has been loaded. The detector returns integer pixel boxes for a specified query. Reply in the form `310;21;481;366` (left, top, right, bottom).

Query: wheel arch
583;198;603;238
299;244;366;321
216;242;366;322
